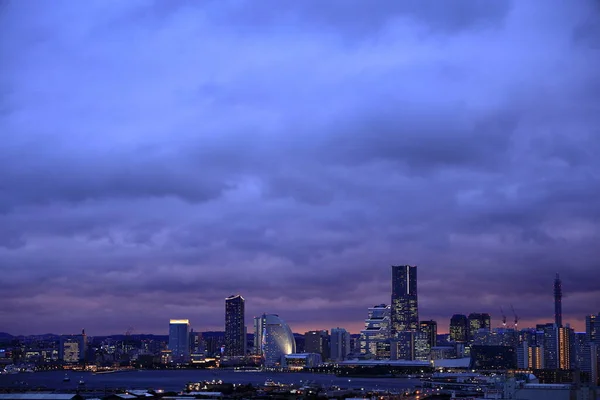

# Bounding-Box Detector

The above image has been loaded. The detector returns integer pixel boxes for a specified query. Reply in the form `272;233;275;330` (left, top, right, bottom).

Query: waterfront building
359;304;391;358
419;320;437;348
330;327;351;361
284;353;322;369
391;265;419;334
449;314;468;343
59;329;87;363
225;294;245;357
168;319;190;363
304;330;330;361
257;314;295;367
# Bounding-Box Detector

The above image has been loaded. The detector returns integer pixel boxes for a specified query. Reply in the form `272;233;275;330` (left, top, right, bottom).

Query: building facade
225;294;246;357
467;313;491;341
330;328;351;361
304;330;330;361
450;314;468;343
168;319;190;363
359;304;391;358
59;330;87;363
257;314;296;367
419;320;437;348
391;265;418;335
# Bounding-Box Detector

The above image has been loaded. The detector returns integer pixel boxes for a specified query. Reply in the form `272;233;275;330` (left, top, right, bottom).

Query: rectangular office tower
225;294;246;357
391;265;419;334
168;319;190;363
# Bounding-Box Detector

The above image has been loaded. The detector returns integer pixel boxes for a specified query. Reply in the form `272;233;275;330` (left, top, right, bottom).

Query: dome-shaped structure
260;314;296;367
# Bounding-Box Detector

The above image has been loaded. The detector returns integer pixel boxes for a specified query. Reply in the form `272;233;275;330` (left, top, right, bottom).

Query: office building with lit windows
419;320;437;348
450;314;468;343
225;294;245;357
359;304;391;358
168;319;190;363
467;313;491;341
59;330;87;363
391;265;418;335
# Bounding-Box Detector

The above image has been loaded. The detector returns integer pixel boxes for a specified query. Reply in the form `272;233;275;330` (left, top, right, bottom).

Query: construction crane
500;307;507;328
510;304;519;329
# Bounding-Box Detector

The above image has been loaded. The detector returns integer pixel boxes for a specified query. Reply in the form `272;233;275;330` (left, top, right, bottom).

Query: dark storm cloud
0;0;599;335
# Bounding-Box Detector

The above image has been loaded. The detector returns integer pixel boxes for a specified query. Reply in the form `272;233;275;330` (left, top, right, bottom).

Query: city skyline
2;0;600;336
1;269;596;337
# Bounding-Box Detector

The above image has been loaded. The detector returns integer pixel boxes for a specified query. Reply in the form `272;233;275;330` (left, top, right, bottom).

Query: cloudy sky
1;0;599;336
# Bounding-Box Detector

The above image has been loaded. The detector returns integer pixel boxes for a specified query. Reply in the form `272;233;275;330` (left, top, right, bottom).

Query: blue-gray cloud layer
1;0;599;335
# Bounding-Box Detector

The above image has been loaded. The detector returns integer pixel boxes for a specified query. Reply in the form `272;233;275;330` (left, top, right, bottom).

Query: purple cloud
0;0;599;335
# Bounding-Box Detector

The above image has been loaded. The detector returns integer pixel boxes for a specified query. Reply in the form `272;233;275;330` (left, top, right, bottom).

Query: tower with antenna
554;273;562;327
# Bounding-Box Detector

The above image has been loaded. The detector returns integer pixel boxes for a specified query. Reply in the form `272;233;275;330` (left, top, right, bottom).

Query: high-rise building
558;326;573;370
391;265;418;334
330;328;351;361
59;330;87;363
225;294;245;357
392;331;430;361
254;315;264;356
168;319;190;363
256;314;296;367
554;273;562;328
450;314;468;343
304;330;330;361
468;313;491;341
419;320;437;348
586;313;600;344
359;304;391;358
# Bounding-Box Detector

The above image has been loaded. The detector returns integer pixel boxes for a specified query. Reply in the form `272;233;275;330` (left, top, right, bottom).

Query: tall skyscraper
450;314;468;343
225;294;246;357
391;265;418;334
330;328;351;361
304;330;330;361
554;273;562;328
169;319;190;363
419;320;437;348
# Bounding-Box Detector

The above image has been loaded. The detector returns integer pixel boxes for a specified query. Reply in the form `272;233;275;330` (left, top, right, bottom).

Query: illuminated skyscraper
558;325;573;370
225;294;245;357
391;265;418;334
450;314;468;343
554;273;562;328
168;319;190;363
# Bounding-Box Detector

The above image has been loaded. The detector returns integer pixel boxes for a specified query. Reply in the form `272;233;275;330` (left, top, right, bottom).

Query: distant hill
0;332;14;339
